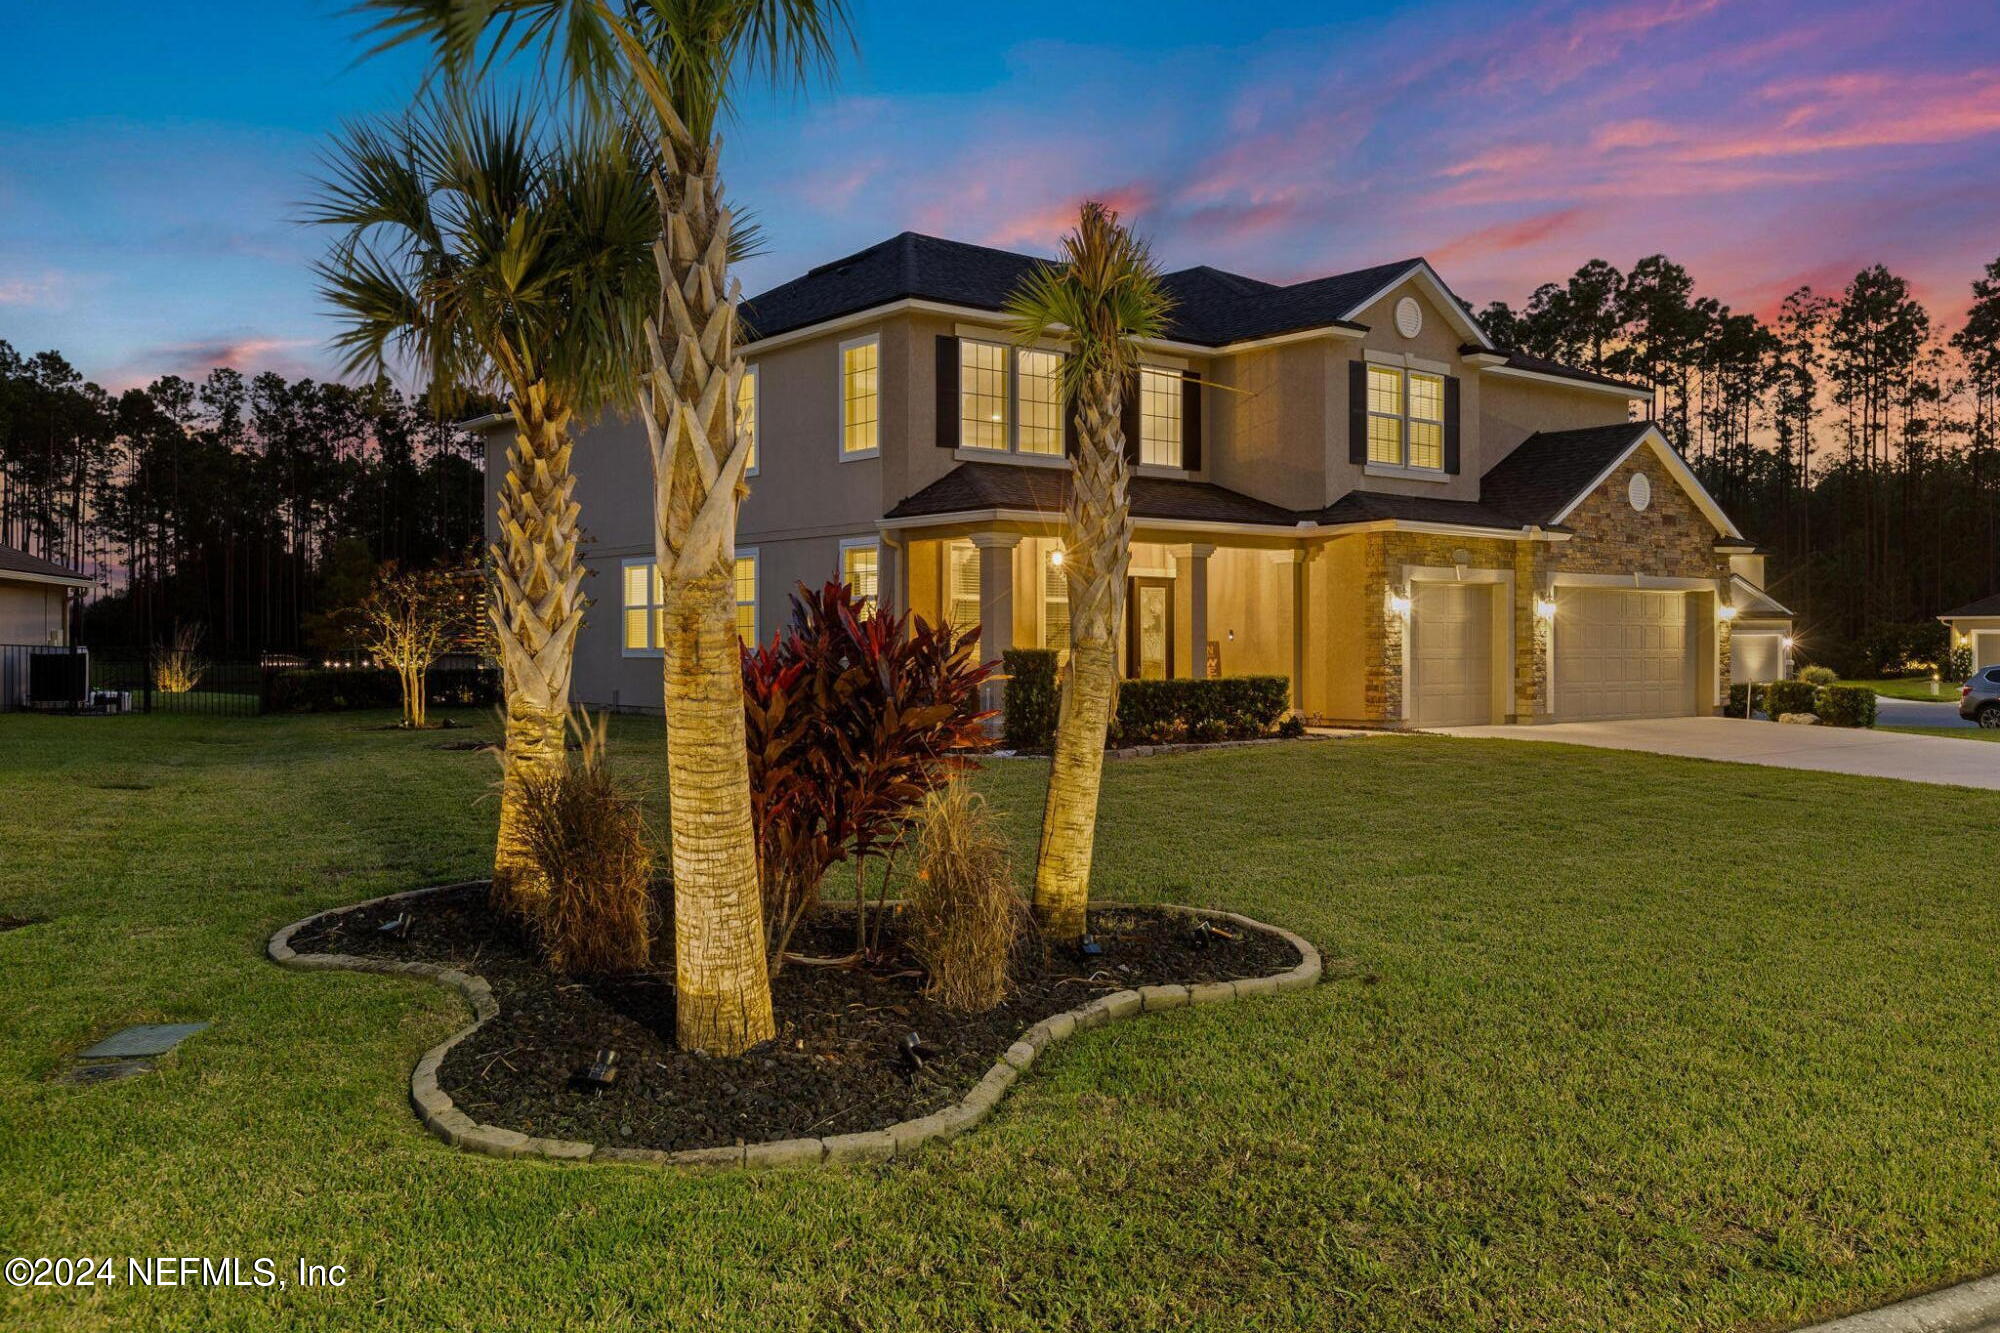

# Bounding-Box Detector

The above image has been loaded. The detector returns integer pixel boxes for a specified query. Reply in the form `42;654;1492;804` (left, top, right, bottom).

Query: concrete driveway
1429;715;2000;791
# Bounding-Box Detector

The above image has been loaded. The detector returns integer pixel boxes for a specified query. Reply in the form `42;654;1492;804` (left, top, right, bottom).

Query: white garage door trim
1552;586;1697;721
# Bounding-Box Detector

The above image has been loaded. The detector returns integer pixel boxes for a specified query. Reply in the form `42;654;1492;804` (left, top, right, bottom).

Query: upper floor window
736;364;759;474
1366;365;1445;471
1137;368;1183;468
960;340;1008;451
840;538;879;616
840;335;879;457
1018;349;1064;456
959;340;1066;458
733;550;759;644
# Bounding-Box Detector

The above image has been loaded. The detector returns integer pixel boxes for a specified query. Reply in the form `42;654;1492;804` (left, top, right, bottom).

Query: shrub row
1726;679;1877;727
265;665;499;714
1000;652;1291;749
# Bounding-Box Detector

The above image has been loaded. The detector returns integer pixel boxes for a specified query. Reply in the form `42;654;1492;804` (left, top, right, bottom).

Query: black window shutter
1443;374;1462;474
1181;372;1203;472
1348;360;1368;464
1121;373;1141;466
1064;395;1079;457
935;336;958;449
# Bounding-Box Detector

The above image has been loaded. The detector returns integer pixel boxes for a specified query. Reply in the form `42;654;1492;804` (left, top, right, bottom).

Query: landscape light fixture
377;912;412;940
1186;919;1240;949
1077;933;1104;959
898;1031;938;1073
576;1049;619;1090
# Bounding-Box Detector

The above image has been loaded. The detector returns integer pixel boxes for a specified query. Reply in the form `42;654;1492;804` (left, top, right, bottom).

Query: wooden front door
1127;577;1173;679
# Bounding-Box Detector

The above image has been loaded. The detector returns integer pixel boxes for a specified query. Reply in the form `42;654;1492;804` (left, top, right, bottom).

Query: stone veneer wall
1352;445;1738;725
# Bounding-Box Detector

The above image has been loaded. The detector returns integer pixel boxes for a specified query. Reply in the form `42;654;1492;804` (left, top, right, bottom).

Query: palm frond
1005;200;1174;403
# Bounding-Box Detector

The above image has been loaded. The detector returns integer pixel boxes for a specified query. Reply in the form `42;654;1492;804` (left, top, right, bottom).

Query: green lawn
1884;726;2000;742
1840;677;1963;701
5;714;2000;1332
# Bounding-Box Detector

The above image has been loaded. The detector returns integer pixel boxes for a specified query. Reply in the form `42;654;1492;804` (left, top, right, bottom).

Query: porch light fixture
1534;597;1558;621
1387;590;1412;618
1718;603;1739;621
1781;637;1794;651
1048;547;1064;568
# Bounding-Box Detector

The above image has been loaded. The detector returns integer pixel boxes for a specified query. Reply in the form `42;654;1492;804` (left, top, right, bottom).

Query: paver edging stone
268;887;1321;1170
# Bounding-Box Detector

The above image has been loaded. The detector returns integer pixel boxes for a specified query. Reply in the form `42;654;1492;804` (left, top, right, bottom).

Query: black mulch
290;884;1300;1152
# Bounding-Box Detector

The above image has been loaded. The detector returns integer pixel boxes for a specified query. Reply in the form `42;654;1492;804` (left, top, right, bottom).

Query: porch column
1276;549;1306;710
969;532;1019;713
876;531;904;619
1170;543;1213;678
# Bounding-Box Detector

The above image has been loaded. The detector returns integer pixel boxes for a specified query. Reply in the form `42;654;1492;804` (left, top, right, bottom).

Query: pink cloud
1429;208;1592;268
104;336;321;394
0;270;77;310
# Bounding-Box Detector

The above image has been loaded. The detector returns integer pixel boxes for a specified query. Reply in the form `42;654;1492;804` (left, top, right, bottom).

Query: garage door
1555;587;1694;720
1411;582;1494;726
1977;631;2000;672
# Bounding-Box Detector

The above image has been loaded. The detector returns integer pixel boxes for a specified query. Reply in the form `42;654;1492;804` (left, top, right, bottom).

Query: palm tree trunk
1034;369;1132;943
638;123;773;1055
490;385;585;913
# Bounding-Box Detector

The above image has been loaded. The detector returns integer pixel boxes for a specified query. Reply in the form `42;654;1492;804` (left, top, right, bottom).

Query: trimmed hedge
998;657;1291;750
1000;649;1060;752
1816;684;1877;729
1114;676;1290;747
265;665;499;714
1764;680;1819;717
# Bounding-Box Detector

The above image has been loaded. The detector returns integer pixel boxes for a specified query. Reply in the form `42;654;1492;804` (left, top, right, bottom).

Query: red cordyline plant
743;581;996;972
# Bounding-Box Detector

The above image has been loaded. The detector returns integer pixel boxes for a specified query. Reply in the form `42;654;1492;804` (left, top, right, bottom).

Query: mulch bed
290;884;1299;1152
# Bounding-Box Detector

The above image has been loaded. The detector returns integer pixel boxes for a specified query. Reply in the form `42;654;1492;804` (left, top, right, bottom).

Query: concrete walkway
1429;715;2000;791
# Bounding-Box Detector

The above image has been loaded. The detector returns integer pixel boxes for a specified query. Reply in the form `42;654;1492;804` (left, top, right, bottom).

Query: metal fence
2;644;498;718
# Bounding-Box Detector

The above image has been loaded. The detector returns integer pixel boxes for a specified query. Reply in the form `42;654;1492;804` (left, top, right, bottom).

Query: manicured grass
1840;677;1963;701
5;714;2000;1331
1883;726;2000;742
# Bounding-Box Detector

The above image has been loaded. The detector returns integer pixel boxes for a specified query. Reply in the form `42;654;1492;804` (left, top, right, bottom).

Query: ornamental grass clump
906;777;1025;1013
517;711;654;976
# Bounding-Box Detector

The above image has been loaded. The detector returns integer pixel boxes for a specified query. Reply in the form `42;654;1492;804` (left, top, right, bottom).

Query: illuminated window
840;336;878;456
948;540;982;632
840;539;879;615
1018;348;1064;456
736;365;758;474
622;559;665;654
1041;552;1070;650
959;340;1009;451
1365;365;1446;471
733;551;758;644
1138;368;1183;468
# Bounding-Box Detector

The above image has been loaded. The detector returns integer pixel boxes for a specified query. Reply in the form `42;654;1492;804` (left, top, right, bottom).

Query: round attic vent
1629;472;1653;512
1395;297;1423;338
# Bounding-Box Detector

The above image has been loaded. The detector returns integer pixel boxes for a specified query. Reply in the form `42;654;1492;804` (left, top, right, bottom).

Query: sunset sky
3;0;1997;392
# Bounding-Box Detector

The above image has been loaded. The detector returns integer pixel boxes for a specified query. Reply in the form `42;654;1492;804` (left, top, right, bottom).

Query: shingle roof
0;543;88;585
1469;347;1649;394
1943;592;2000;618
741;232;1444;349
1476;422;1655;528
1305;490;1554;534
883;462;1301;528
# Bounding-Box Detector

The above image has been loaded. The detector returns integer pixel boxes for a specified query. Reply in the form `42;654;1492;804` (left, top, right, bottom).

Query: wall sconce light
1718;603;1739;621
1387;590;1412;618
1048;547;1064;568
1781;636;1794;651
1534;597;1558;621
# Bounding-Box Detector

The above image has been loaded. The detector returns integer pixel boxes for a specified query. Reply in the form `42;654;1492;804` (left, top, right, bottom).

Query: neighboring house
477;232;1792;726
0;543;87;646
1940;594;2000;673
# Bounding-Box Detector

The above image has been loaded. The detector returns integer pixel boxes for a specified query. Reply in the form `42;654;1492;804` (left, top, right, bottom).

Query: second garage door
1555;587;1694;720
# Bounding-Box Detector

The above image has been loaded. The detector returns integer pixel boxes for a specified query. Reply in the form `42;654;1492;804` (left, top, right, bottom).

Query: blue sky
4;0;1998;391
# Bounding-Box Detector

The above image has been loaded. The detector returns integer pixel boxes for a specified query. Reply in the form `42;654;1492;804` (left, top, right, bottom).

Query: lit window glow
841;337;879;455
1366;365;1445;470
1138;368;1183;468
1018;348;1064;455
841;541;879;615
627;557;757;649
959;340;1008;450
736;365;758;472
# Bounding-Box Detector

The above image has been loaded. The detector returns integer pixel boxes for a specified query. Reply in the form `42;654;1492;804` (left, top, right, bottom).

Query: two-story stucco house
477;231;1792;726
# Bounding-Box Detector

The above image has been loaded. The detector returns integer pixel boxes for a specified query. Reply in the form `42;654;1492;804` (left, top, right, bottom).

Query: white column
1275;548;1306;711
1170;543;1214;678
969;532;1020;714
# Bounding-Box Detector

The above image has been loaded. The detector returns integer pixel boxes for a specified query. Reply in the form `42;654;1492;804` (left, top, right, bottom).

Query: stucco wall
0;582;67;645
1479;376;1633;462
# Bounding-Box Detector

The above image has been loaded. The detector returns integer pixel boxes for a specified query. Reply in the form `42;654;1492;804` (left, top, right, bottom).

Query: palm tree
1005;202;1172;944
363;0;852;1055
311;95;656;911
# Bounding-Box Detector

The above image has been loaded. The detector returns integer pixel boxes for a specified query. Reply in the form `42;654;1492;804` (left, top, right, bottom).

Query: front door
1127;577;1173;679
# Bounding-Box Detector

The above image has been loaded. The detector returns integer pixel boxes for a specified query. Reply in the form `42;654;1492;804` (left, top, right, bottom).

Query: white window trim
1364;462;1452;484
837;333;880;461
838;535;880;608
734;546;760;645
620;555;663;659
738;363;760;477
